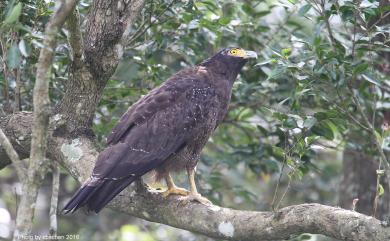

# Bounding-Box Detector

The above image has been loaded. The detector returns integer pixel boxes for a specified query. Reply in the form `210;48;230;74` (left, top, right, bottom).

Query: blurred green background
1;0;389;240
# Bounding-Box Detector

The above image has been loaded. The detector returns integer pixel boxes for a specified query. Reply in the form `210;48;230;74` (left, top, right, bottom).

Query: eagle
63;47;257;213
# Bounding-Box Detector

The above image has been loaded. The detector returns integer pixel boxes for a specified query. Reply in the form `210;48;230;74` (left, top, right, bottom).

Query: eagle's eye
230;49;238;55
228;48;245;57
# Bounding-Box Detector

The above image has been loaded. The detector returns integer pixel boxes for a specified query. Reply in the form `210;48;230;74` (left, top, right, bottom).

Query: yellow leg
188;168;199;193
184;168;212;205
161;174;189;197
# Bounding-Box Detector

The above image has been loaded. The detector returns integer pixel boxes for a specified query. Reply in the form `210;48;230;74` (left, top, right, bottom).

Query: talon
179;192;212;206
162;186;189;197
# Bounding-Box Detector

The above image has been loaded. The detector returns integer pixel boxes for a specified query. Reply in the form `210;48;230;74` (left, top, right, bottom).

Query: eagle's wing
96;75;215;179
63;72;217;213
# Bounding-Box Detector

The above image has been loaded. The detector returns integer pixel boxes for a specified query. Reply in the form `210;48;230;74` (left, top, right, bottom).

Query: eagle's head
219;47;258;60
200;47;257;81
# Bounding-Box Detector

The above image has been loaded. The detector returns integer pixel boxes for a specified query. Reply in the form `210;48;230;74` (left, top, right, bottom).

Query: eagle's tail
62;176;137;214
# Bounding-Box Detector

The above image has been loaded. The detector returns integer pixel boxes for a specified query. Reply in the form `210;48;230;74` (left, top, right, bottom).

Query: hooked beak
244;50;258;59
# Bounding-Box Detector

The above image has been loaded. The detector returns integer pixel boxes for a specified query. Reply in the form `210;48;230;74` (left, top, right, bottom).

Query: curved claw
179;193;212;206
162;186;189;197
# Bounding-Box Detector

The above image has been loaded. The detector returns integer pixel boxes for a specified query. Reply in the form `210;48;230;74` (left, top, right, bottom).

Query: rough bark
54;0;146;136
13;1;78;240
0;111;33;169
0;128;25;178
49;164;60;236
1;112;390;241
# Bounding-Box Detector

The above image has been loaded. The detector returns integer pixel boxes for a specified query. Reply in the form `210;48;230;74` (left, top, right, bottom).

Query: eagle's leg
161;173;189;197
182;168;212;205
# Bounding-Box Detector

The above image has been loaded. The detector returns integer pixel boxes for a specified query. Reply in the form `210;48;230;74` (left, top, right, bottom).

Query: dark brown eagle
63;47;257;213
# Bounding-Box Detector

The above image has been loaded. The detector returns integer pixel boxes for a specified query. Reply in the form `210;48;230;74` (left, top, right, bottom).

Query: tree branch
121;0;148;44
113;197;390;241
13;1;78;240
66;7;83;65
54;0;146;135
49;164;60;237
0;128;25;178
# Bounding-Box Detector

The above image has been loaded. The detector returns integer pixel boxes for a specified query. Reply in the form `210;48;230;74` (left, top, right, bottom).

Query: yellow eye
230;49;238;55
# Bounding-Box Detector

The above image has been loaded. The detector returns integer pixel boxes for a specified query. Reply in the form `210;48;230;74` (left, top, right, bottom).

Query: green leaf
255;59;272;67
312;121;334;140
18;39;30;57
361;74;381;86
273;111;288;121
237;108;253;120
303;117;317;129
7;44;21;69
374;130;384;149
305;136;319;145
284;117;297;128
353;62;369;75
272;146;285;160
298;234;313;240
218;17;230;26
241;4;254;15
4;2;22;24
314;110;341;121
281;48;292;58
298;4;312;16
266;66;286;80
378;184;384;197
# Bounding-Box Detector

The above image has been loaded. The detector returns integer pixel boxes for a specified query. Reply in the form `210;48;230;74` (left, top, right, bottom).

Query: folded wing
63;73;217;213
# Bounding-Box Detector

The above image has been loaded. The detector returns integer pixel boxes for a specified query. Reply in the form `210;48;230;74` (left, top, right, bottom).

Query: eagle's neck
200;57;246;83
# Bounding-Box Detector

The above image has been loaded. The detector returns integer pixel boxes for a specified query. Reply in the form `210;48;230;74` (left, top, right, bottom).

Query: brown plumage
63;47;257;213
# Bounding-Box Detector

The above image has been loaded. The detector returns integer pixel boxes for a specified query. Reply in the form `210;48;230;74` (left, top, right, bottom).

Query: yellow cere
228;48;246;57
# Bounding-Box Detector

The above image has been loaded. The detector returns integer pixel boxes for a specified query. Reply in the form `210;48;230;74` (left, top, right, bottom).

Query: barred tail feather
86;176;136;213
62;184;98;214
62;176;137;214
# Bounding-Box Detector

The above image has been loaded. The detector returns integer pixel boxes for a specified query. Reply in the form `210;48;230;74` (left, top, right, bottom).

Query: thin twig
0;38;11;112
14;68;21;112
49;163;60;237
225;120;254;140
349;89;390;169
307;0;322;15
333;104;371;131
319;0;337;51
0;128;26;178
351;6;357;60
271;159;286;210
126;0;178;46
373;145;383;218
368;11;390;31
275;176;292;210
272;131;289;211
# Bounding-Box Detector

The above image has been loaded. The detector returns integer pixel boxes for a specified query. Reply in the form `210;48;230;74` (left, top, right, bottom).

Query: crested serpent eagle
63;47;257;213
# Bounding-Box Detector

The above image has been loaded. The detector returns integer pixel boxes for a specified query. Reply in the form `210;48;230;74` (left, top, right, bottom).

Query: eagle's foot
179;192;212;206
162;186;189;197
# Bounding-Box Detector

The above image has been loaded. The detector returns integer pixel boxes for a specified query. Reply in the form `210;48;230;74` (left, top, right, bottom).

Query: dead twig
0;128;25;178
49;163;60;237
